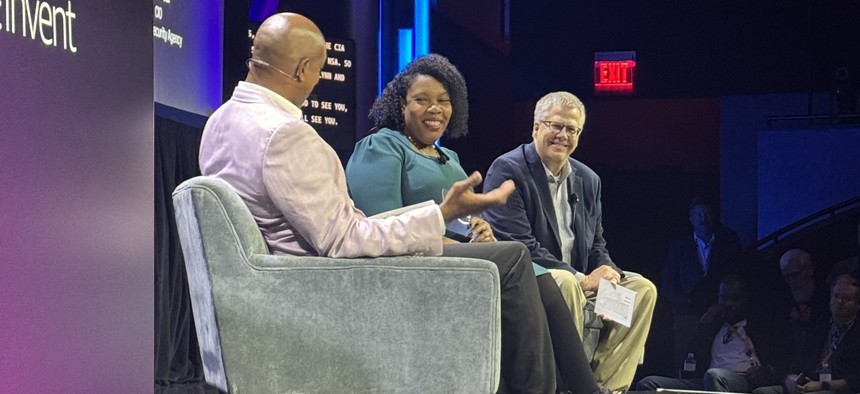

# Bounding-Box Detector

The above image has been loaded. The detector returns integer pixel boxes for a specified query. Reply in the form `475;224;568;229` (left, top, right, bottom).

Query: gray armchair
172;176;501;393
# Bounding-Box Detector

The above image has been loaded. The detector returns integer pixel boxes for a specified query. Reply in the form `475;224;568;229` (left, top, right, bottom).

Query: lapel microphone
435;146;449;164
569;192;580;204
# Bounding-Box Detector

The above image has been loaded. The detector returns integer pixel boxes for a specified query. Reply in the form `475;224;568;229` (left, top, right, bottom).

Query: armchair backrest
172;176;267;392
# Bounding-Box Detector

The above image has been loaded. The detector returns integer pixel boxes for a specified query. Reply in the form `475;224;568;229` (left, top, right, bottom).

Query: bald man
198;13;557;393
779;249;828;345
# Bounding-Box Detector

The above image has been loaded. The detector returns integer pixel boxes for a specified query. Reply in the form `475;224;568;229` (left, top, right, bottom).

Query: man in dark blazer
483;91;657;392
661;197;742;314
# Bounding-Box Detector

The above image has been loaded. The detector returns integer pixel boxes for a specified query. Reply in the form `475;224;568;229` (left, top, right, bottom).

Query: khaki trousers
549;269;657;392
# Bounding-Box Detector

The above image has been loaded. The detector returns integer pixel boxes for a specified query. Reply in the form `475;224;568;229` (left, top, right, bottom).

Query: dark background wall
758;127;860;237
720;93;860;246
508;0;859;99
0;0;154;391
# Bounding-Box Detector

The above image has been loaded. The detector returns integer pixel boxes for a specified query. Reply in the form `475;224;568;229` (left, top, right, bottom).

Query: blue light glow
414;0;429;56
398;28;413;72
378;0;384;95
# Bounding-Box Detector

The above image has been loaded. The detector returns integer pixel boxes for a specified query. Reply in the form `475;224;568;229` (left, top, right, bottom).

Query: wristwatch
821;381;830;390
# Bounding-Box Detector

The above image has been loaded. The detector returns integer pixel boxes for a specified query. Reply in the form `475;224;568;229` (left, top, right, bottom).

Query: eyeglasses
540;120;582;138
782;264;811;281
831;295;858;304
246;57;299;81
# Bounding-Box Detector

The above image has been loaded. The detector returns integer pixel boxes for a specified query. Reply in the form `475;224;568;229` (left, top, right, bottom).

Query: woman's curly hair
369;53;469;139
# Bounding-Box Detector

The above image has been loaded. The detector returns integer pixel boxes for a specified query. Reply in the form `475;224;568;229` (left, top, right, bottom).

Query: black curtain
154;115;217;393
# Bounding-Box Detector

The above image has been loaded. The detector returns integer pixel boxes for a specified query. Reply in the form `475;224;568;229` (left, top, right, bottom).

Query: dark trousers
537;274;600;394
443;241;556;394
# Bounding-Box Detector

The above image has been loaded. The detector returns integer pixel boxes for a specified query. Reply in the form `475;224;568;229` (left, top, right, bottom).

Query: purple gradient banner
0;0;153;391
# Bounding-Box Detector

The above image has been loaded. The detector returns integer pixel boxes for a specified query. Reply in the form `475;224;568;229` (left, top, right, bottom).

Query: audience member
756;272;860;394
780;249;830;345
197;13;556;393
661;197;742;314
346;53;606;394
483;91;657;392
637;274;786;392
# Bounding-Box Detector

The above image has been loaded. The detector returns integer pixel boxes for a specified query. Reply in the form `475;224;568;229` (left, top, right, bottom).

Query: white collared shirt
543;162;575;263
695;233;715;273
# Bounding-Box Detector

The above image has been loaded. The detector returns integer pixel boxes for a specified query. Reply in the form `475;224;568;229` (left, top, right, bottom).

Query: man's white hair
533;91;586;125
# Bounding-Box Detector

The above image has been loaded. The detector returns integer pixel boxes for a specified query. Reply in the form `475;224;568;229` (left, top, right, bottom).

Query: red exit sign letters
594;51;636;95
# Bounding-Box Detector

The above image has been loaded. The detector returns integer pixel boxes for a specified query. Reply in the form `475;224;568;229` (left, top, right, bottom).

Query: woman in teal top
346;127;466;219
346;54;603;394
346;127;501;244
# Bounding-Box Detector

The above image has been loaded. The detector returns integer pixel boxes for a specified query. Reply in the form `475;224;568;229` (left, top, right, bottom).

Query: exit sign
594;51;636;95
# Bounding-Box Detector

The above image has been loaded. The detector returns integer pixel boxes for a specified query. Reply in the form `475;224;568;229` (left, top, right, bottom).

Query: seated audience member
346;53;605;394
661;197;742;314
781;249;829;345
758;272;860;394
482;91;657;392
826;220;860;286
637;275;786;393
198;13;557;393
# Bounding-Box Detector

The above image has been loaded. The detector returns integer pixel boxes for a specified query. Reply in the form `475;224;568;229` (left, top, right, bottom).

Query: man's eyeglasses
246;57;299;81
540;120;582;138
782;264;811;281
831;295;858;304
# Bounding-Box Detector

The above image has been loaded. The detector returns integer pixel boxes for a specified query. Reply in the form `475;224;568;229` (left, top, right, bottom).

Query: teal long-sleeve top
346;128;465;214
345;128;547;276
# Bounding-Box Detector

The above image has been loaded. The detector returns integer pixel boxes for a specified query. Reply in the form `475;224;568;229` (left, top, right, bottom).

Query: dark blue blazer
483;142;620;276
661;226;742;311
